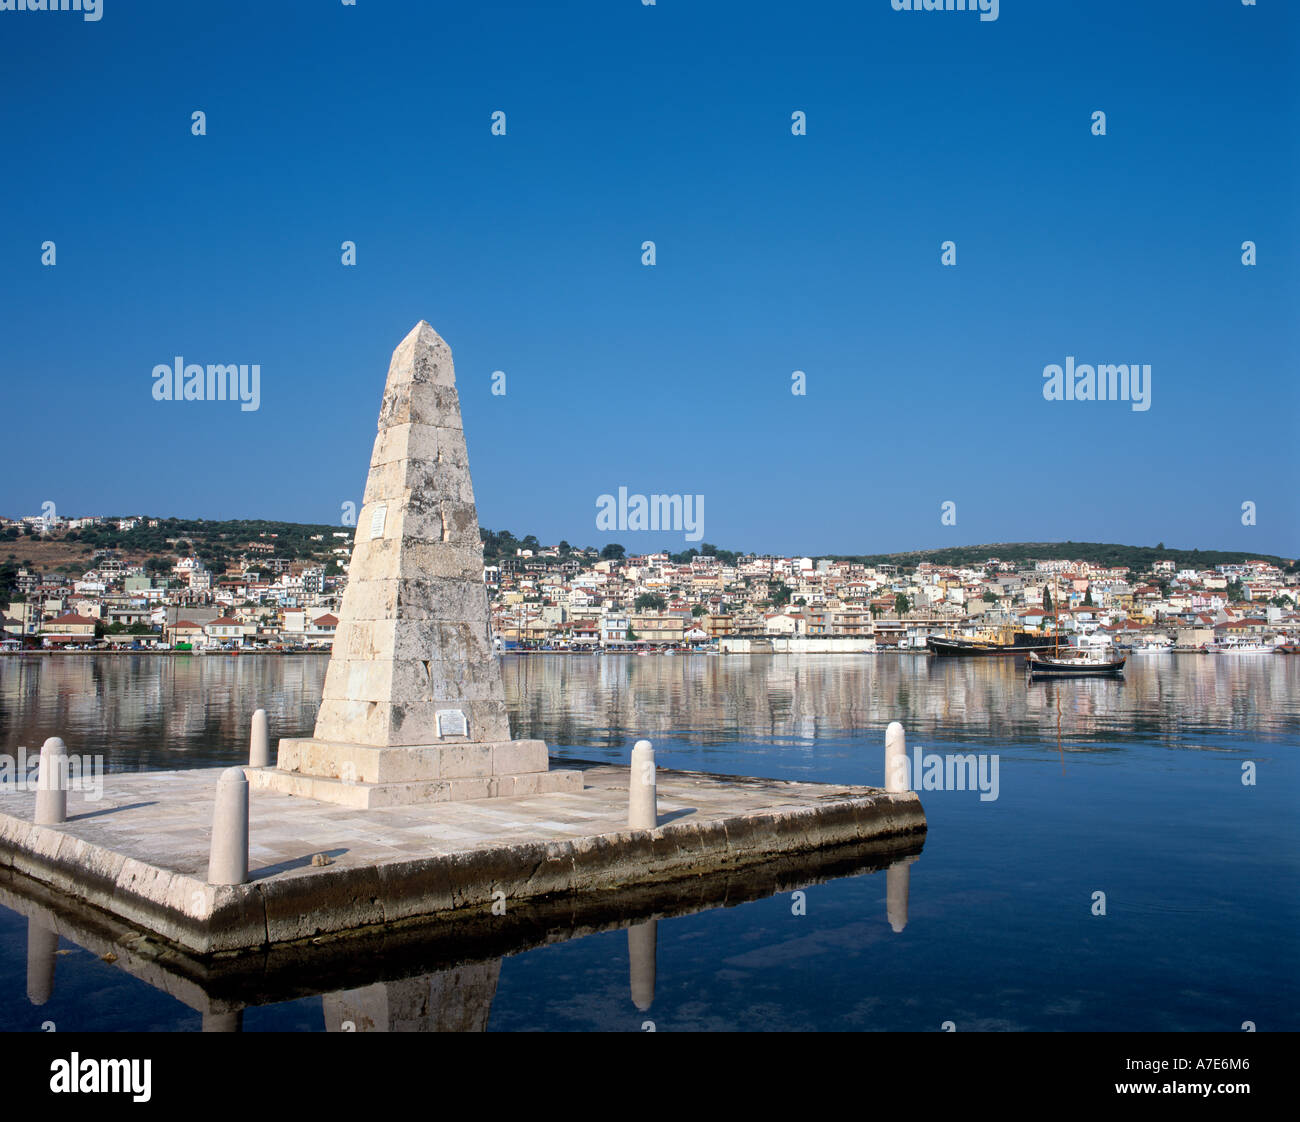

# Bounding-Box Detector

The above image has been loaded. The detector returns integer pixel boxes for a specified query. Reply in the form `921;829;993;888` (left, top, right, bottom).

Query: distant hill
4;517;1294;578
1;517;342;576
821;541;1296;571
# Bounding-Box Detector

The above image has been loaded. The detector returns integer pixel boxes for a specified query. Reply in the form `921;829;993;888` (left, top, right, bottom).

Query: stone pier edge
0;787;926;957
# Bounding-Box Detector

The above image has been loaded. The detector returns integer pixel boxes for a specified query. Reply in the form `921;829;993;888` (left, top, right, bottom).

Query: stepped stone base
249;737;583;809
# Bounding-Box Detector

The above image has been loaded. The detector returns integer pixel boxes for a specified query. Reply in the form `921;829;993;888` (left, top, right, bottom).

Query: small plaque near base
436;709;468;739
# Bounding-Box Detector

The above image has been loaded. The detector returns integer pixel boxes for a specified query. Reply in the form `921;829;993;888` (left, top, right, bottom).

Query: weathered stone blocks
256;321;580;806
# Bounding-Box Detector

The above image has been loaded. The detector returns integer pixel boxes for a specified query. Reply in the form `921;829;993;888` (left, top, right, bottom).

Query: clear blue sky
1;1;1295;557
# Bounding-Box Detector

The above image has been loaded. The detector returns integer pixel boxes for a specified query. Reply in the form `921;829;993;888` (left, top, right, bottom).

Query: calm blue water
0;652;1295;1031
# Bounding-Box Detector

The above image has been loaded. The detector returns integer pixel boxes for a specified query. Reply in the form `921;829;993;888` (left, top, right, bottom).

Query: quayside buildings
1;516;1296;653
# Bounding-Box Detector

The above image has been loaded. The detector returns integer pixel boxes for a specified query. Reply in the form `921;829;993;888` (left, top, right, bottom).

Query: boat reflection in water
2;833;923;1032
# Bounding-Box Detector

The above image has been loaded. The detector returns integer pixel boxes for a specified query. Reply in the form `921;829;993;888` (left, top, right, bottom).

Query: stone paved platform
0;760;926;957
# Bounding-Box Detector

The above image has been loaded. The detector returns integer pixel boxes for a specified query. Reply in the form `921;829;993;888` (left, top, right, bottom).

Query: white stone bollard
208;767;249;885
885;721;909;793
629;739;657;829
34;737;68;825
249;708;270;768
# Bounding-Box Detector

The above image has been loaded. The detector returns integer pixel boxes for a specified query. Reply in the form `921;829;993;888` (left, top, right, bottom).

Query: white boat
1130;635;1174;653
1211;637;1277;654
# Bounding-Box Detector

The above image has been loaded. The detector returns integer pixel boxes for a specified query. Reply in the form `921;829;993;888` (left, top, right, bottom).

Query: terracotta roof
312;614;338;626
45;613;98;626
173;620;203;630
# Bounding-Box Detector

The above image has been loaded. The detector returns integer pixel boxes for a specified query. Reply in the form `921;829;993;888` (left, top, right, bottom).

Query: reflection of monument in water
323;961;503;1032
202;1008;243;1032
310;860;913;1029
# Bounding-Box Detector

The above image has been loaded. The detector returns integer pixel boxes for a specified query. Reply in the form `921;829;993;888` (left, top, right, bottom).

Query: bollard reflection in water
628;919;657;1012
26;917;58;1006
886;855;919;933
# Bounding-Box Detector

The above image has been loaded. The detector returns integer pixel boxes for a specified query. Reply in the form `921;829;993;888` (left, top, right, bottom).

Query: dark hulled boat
1026;650;1127;677
926;630;1062;657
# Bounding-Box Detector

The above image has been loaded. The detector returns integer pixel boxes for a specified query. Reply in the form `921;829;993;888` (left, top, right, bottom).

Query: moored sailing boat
1027;576;1126;677
1026;648;1127;676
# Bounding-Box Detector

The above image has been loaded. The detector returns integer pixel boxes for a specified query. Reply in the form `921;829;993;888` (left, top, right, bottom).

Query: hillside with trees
822;541;1295;572
6;517;1293;579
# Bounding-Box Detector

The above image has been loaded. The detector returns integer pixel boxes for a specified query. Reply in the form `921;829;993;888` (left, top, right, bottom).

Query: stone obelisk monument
254;322;581;808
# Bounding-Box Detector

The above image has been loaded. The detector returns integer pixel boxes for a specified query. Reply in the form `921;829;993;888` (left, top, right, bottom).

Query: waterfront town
1;514;1297;655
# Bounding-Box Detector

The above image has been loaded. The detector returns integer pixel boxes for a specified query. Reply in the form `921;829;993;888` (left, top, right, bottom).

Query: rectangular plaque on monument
436;709;468;739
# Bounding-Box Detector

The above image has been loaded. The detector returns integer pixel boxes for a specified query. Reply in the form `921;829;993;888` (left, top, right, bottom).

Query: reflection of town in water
0;655;327;768
0;651;1294;1032
506;653;1298;751
0;654;1295;769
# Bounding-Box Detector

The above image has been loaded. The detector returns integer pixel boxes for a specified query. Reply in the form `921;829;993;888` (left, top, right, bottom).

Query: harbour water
0;652;1296;1031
